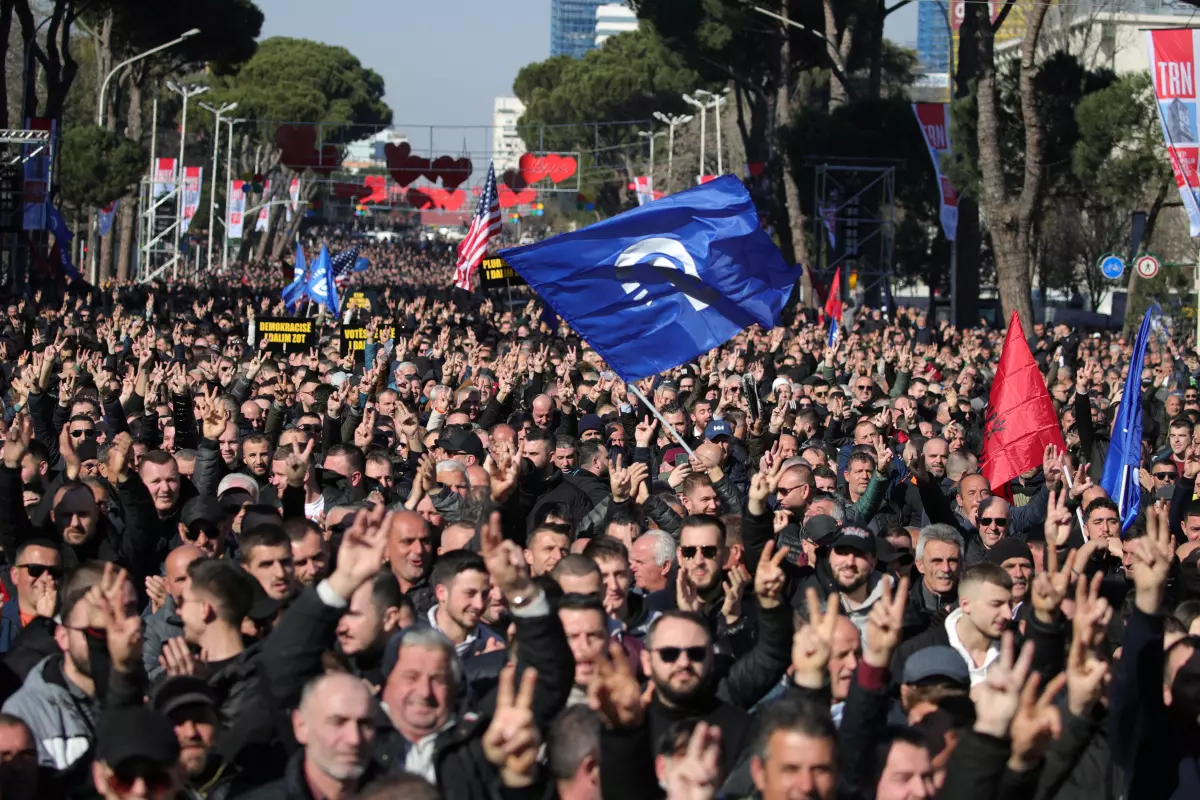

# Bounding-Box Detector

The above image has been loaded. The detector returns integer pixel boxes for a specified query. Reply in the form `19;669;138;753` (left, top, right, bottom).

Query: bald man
531;394;554;429
144;544;208;680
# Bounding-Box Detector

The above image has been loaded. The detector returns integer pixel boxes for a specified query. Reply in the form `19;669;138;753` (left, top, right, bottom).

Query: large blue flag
499;174;797;381
325;246;341;316
46;205;82;281
307;245;332;309
282;241;307;311
1101;307;1154;534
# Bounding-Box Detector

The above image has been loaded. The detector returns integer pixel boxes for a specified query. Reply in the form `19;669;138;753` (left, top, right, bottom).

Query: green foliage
206;37;392;145
103;0;264;73
57;125;147;209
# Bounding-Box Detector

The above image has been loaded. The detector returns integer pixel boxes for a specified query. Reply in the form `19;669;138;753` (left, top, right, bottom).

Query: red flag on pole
823;270;843;323
980;312;1065;499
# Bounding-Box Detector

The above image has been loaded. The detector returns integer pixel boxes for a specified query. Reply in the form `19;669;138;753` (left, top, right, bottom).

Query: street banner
479;256;527;290
1147;29;1200;237
98;201;118;237
254;316;316;352
341;323;395;358
22;117;53;231
228;180;247;239
181;167;203;229
912;103;958;242
153;157;177;199
256;180;272;232
287;178;301;222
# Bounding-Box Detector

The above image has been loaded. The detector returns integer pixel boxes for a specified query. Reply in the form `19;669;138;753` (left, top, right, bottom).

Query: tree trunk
974;0;1047;333
777;1;811;304
951;4;980;327
822;0;854;109
114;80;143;282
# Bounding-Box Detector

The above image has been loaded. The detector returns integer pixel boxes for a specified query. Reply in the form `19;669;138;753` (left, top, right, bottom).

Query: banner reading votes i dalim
254;317;316;353
340;324;396;359
1148;29;1200;237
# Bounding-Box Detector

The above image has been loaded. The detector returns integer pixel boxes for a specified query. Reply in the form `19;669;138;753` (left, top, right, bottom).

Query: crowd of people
0;249;1192;800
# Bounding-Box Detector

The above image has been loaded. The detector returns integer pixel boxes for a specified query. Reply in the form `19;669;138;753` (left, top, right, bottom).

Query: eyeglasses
297;424;321;435
183;525;217;543
15;564;62;580
978;517;1009;528
777;485;803;495
70;429;97;439
653;646;708;664
1154;472;1176;481
680;545;719;560
109;761;174;794
855;384;873;391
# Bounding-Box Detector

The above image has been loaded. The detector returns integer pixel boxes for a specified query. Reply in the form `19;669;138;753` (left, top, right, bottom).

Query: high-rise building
493;97;526;172
595;3;637;47
551;0;607;58
916;2;952;77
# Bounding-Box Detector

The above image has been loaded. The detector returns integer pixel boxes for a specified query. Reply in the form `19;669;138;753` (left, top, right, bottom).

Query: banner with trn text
228;180;247;239
287;178;301;222
256;180;272;232
181;167;203;229
1147;28;1200;237
912;103;958;242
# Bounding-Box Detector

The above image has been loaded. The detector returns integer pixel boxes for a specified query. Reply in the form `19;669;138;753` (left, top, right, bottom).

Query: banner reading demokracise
1148;28;1200;237
912;103;958;242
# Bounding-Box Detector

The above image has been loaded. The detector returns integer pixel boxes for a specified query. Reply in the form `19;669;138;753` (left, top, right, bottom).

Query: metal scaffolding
810;160;897;308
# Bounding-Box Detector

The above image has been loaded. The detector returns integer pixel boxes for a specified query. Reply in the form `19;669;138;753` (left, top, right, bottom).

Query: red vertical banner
912;103;958;242
1147;28;1200;237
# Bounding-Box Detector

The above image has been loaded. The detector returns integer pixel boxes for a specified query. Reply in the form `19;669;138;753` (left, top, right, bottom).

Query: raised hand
2;414;31;470
863;576;909;668
199;387;228;441
1030;541;1076;624
1008;670;1067;772
663;722;723;800
106;432;134;485
1066;572;1110;717
145;575;167;615
486;442;520;503
748;456;784;516
971;632;1036;739
1042;487;1073;548
483;663;540;788
754;540;790;609
792;587;841;689
482;510;534;602
587;641;645;729
720;564;751;625
676;567;701;613
283;438;315;488
327;503;389;602
92;564;141;674
159;637;197;677
1131;501;1173;615
634;415;658;448
609;455;633;503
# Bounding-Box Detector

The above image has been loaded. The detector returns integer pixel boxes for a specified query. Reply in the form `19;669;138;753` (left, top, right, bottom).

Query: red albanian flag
979;312;1065;499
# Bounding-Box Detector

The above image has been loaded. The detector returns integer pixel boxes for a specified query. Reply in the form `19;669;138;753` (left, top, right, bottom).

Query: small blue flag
325;246;340;316
354;256;370;273
282;242;307;311
307;245;332;308
1101;306;1154;534
98;201;118;237
46;205;82;282
500;174;797;382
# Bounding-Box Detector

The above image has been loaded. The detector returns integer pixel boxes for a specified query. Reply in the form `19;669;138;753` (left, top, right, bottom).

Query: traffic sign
1098;253;1125;280
1136;253;1161;279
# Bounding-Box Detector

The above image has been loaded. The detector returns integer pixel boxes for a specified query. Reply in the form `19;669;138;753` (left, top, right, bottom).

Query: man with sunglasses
964;496;1015;566
90;707;182;800
0;540;61;655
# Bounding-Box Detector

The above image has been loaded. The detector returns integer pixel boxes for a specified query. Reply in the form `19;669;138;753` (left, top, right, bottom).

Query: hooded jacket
2;654;97;770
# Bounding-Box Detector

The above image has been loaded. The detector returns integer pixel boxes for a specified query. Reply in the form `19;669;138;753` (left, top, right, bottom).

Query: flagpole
629;384;696;458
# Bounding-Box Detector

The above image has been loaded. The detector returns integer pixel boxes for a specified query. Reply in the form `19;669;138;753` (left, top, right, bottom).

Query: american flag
332;246;359;290
454;161;501;290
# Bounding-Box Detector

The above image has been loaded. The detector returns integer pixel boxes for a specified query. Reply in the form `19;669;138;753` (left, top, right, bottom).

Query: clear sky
254;0;919;146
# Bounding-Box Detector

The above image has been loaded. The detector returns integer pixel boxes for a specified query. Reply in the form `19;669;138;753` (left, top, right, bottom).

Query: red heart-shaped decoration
332;181;371;199
386;143;432;189
275;125;318;171
427;187;466;211
501;169;527;191
514;188;536;205
544;154;577;184
431;156;473;190
407;187;434;209
363;175;388;204
519;153;549;185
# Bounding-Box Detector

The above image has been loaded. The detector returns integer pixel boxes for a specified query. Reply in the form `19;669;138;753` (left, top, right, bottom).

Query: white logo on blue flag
617;238;707;311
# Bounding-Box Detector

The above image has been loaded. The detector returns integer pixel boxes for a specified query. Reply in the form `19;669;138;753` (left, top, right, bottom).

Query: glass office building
550;0;607;58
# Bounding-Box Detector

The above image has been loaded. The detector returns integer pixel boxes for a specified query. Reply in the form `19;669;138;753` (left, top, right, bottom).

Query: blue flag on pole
353;256;370;273
46;205;82;282
307;245;332;308
325;246;341;316
499;174;797;382
1100;306;1154;535
282;242;307;311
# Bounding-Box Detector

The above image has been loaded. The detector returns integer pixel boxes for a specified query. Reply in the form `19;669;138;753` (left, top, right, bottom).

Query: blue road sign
1099;254;1125;280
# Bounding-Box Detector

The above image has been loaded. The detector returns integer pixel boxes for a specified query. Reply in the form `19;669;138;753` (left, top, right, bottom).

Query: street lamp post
695;89;730;175
165;81;208;279
97;28;199;128
637;129;667;192
682;94;707;183
198;101;236;272
653;111;693;195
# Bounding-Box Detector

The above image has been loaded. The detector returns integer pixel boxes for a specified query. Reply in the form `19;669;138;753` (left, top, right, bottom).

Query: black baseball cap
95;707;180;767
829;525;875;554
437;428;485;462
181;496;223;528
803;515;842;547
150;676;216;717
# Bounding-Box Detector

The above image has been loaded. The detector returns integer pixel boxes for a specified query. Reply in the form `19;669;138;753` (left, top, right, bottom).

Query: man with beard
675;515;743;639
823;526;894;639
985;538;1034;618
143;544;207;681
238;525;296;603
151;676;244;798
427;551;504;657
640;544;795;785
247;673;383;799
285;519;329;588
335;573;412;687
4;563;133;770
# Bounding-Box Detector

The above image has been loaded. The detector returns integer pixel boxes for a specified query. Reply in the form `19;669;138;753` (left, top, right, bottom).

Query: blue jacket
0;595;22;655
